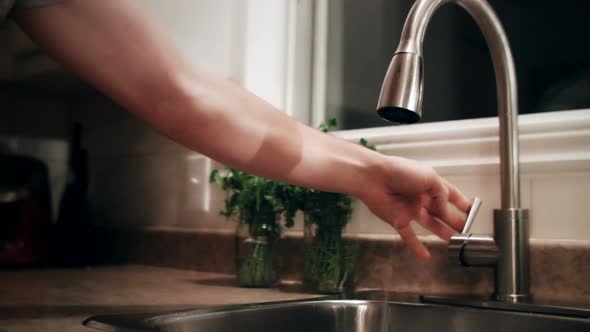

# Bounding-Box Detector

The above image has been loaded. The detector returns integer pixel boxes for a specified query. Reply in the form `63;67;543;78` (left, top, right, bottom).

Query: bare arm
14;0;471;259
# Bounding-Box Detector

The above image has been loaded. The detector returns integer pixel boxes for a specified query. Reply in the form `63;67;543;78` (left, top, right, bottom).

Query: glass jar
235;212;281;288
303;213;358;293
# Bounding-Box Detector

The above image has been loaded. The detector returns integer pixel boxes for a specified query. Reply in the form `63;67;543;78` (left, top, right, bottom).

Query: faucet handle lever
462;197;482;234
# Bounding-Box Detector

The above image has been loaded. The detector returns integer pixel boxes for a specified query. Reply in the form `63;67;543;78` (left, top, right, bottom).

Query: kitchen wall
69;0;246;229
1;11;85;219
335;110;590;241
70;92;229;230
70;1;589;244
1;0;291;229
77;95;590;242
1;1;587;244
67;0;295;229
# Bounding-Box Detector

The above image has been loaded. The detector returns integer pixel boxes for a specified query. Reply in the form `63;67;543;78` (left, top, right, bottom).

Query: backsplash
94;227;590;303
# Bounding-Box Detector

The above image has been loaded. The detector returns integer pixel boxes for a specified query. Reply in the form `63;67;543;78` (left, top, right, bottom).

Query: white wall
334;109;590;241
241;0;289;108
140;0;299;113
141;0;244;81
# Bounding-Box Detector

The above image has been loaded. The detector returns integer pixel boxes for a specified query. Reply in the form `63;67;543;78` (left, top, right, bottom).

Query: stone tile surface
95;228;590;303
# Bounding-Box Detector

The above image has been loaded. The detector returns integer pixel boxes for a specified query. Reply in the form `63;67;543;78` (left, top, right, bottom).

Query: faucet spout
378;0;531;302
378;0;521;209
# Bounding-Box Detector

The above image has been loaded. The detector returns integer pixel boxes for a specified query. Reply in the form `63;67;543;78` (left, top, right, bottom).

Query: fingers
425;176;472;232
384;206;432;261
396;224;432;261
428;203;465;232
427;183;465;232
416;209;455;241
443;178;471;213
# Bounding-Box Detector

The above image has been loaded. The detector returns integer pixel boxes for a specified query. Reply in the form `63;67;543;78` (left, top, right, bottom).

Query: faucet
377;0;531;303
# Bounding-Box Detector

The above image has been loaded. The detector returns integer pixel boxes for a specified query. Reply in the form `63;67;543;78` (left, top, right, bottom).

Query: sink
83;293;590;332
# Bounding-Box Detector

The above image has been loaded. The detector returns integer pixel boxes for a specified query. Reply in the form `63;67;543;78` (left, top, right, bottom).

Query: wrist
349;150;390;200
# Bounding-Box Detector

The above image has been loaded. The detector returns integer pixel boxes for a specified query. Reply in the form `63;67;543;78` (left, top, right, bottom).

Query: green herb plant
302;190;354;293
210;168;295;287
210;118;376;291
301;118;377;293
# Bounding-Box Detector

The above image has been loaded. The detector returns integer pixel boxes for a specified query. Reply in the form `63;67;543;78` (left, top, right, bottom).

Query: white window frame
240;0;317;125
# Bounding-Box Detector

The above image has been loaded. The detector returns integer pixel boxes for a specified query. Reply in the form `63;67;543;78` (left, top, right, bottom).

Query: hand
359;156;472;261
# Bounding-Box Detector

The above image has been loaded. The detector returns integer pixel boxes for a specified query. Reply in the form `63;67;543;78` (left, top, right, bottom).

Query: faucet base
494;293;532;303
421;294;590;318
494;208;531;300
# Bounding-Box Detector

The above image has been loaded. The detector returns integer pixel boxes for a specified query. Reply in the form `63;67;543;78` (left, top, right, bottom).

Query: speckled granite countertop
0;265;322;332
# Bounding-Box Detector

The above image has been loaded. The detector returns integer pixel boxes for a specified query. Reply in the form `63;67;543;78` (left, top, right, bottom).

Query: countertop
0;265;322;332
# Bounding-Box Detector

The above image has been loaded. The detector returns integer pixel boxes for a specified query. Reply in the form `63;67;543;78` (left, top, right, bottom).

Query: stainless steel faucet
377;0;531;303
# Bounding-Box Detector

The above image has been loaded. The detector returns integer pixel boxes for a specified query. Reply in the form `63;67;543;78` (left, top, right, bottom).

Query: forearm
14;0;385;198
154;72;388;197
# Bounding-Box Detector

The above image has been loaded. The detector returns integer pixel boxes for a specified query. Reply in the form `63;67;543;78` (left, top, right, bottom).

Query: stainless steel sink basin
84;293;590;332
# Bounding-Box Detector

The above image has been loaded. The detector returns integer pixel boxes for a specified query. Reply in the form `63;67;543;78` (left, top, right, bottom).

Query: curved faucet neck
397;0;521;209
